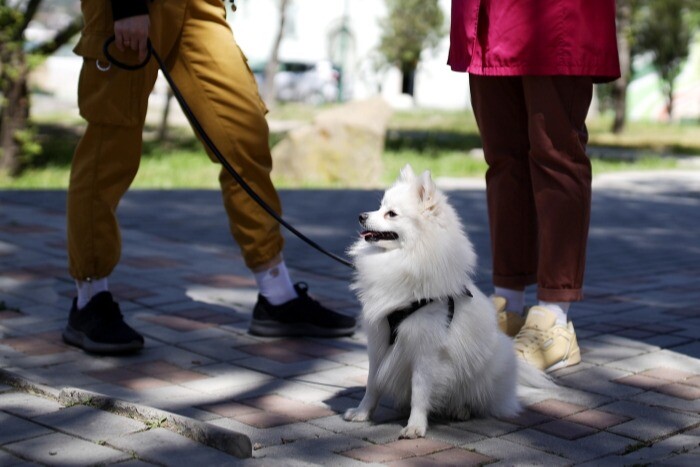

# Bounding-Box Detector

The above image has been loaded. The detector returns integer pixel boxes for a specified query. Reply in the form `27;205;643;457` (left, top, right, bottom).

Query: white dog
344;165;546;438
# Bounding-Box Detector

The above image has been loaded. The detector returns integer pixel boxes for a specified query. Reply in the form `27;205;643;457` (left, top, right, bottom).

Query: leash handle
103;35;152;71
101;36;354;270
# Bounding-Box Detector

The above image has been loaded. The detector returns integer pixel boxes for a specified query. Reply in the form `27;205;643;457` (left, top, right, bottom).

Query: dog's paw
399;424;427;439
343;407;371;422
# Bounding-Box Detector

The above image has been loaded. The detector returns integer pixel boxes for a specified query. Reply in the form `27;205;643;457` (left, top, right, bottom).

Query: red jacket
448;0;621;82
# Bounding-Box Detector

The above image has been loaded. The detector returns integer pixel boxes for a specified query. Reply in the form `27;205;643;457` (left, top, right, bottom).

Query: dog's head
356;164;442;250
349;164;477;304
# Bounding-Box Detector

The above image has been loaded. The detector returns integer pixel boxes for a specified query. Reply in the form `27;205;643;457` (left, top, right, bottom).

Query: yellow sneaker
492;296;526;337
513;306;581;372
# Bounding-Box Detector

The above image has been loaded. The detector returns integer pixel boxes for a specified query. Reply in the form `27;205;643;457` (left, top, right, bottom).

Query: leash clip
95;60;111;72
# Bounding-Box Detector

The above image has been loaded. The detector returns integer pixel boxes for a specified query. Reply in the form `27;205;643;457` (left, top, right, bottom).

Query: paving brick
465;437;570;466
609;349;700;374
616;433;700;464
86;367;172;390
99;427;238;465
4;432;129;465
32;405;145;442
527;398;588;418
615;374;667;390
252;434;369;466
564;409;631;429
639;367;697;382
388;447;494;467
533;419;599;440
0;391;63;418
654;382;700;400
0;450;32;467
125;359;209;384
630;390;700;413
606;409;700;442
0;412;53;445
499;409;551;427
421;424;485;446
139;314;214;331
451;417;520;437
341;438;452;463
502;429;635;463
175;336;252;361
234;355;343;378
209;416;333;449
235;410;298;428
0;336;68;356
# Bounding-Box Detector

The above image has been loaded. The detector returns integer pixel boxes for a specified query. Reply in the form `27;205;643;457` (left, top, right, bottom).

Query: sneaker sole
249;320;355;338
544;347;581;373
62;325;143;354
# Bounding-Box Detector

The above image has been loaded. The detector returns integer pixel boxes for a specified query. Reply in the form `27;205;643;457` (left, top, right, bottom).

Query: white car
252;60;341;104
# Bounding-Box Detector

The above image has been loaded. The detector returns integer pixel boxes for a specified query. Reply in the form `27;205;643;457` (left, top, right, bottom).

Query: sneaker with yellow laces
513;306;581;372
492;295;526;337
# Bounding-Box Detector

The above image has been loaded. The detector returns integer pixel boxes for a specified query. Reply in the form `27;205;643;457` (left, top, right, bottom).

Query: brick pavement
0;170;699;465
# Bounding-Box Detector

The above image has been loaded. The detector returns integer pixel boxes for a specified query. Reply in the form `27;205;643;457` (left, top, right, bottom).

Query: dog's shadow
325;386;409;424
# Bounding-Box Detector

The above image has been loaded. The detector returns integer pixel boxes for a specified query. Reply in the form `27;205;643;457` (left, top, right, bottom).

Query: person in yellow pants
64;0;355;354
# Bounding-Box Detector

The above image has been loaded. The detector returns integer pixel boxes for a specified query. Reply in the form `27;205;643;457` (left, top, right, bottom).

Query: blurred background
1;0;700;188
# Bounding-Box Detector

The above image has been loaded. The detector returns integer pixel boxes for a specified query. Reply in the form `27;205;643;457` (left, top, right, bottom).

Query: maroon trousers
469;75;594;302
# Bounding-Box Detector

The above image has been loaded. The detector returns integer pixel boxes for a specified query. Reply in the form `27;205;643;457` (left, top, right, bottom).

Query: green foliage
634;0;691;79
632;0;699;113
378;0;445;71
0;1;25;84
13;126;41;164
1;112;692;189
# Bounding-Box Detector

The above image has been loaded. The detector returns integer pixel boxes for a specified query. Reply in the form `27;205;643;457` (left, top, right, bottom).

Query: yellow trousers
67;0;284;280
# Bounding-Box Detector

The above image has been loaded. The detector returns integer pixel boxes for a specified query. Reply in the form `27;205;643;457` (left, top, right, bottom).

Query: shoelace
514;327;546;352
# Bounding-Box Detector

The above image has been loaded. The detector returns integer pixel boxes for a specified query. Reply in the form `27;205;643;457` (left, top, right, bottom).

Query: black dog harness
386;288;473;345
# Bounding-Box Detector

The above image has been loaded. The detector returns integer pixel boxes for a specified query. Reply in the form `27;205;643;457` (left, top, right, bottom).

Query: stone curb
0;369;252;459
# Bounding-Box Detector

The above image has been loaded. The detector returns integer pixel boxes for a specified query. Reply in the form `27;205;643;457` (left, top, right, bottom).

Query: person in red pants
448;0;620;371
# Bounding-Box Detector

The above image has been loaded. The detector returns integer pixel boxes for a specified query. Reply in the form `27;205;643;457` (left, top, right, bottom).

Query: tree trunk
262;0;291;106
666;79;675;122
158;88;174;142
611;0;632;134
401;63;416;96
0;63;30;176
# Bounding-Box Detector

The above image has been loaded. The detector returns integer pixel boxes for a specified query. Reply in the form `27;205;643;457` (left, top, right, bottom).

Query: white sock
494;287;525;315
254;261;297;306
538;301;570;326
75;277;109;310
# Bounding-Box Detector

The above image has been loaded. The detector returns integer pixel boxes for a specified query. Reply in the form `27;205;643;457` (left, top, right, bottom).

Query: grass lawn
0;105;696;189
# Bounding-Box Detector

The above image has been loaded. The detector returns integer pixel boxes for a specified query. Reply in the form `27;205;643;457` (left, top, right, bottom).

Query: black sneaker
249;283;356;337
63;292;144;354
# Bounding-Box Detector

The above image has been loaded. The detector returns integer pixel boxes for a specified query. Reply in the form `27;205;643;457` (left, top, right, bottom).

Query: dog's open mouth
361;230;399;242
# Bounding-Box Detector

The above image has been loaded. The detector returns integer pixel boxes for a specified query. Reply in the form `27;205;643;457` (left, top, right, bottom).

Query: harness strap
386;288;472;346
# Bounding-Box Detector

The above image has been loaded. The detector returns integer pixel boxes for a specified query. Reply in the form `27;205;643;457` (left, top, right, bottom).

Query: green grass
0;106;695;190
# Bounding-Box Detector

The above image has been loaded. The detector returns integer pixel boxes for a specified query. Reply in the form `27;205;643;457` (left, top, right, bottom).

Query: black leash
103;36;354;269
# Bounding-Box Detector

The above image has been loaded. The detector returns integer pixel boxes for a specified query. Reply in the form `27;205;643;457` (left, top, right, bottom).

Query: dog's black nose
359;213;368;225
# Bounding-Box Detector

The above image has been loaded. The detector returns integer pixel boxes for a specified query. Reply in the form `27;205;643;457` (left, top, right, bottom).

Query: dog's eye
386;210;398;218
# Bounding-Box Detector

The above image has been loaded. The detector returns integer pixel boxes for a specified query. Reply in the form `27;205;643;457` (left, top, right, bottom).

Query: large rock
271;97;392;187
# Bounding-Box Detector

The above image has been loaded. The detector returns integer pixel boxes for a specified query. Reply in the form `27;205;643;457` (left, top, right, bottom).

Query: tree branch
16;0;43;38
29;15;83;56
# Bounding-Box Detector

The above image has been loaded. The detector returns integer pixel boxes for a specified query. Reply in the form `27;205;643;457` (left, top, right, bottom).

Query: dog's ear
417;170;437;207
398;164;416;183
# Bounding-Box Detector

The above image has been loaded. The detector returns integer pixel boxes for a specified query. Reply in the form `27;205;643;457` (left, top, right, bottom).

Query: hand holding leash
114;15;151;63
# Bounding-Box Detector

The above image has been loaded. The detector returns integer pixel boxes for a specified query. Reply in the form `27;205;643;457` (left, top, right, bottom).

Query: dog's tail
517;359;557;389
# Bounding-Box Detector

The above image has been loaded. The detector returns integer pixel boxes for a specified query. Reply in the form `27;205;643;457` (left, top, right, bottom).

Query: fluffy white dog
344;165;544;438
